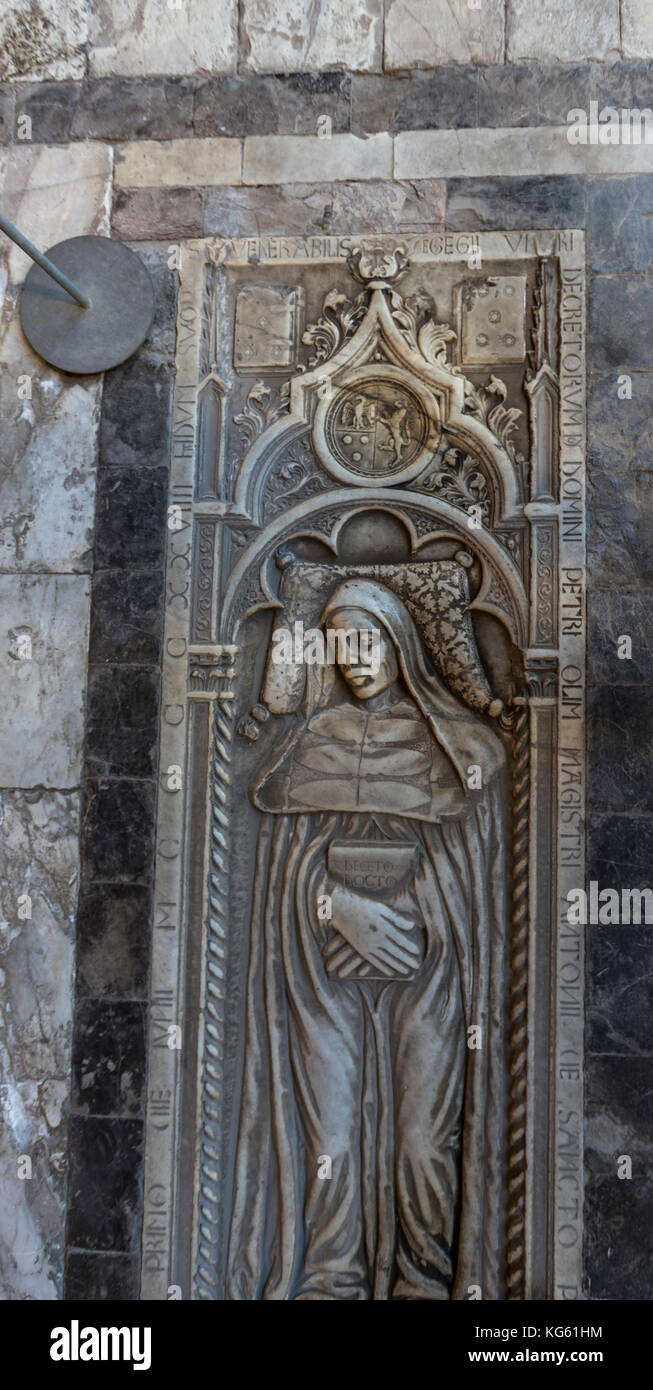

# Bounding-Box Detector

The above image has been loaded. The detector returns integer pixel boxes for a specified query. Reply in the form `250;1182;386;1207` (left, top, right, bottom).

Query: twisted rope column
195;674;235;1299
503;695;530;1299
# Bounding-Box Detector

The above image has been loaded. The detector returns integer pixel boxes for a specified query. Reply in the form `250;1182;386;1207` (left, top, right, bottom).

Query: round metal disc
20;236;155;374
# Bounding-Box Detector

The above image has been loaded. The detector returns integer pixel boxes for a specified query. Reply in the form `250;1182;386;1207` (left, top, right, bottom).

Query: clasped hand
324;881;421;978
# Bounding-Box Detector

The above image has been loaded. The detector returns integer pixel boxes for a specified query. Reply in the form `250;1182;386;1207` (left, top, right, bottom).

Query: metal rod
0;211;92;308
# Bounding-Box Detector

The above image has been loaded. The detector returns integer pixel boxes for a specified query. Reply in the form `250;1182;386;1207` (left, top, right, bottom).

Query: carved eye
502;333;516;347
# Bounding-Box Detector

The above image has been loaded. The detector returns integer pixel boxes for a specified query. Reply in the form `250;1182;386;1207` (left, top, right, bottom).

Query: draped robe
226;590;508;1301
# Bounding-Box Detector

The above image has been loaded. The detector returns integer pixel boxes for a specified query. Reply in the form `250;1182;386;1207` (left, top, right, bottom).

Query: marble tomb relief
143;233;586;1302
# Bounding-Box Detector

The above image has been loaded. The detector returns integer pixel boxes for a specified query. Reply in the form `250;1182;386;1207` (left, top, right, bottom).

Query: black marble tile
587;934;653;1057
94;467;168;571
588;472;653;589
588;684;653;815
125;243;178;363
82;779;156;883
477;64;591;129
587;368;653;587
193;74;277;137
65;1251;140;1301
87;667;160;780
0;85;14;144
350;74;411;135
99;357;173;469
585;1177;653;1298
593;60;653;117
73;77;195;140
194;71;349;138
273;72;351;136
67;1117;143;1252
588;813;653;890
588;369;653;476
90;570;164;666
113;185;204;241
392;68;480;131
445;176;585;231
589;274;653;371
73;1000;146;1117
15;81;81;141
203;178;446;238
588;591;653;684
588;177;653;273
76;883;152;999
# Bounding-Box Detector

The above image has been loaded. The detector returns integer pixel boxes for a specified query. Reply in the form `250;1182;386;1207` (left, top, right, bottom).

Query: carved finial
347;243;409;287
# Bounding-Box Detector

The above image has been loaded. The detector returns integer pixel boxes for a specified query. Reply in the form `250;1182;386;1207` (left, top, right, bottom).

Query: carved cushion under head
260;557;496;716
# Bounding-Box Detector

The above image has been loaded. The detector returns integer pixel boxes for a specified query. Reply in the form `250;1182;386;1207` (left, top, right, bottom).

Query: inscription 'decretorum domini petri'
143;231;586;1303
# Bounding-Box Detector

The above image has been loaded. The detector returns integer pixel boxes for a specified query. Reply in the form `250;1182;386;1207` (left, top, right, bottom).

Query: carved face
327;606;398;700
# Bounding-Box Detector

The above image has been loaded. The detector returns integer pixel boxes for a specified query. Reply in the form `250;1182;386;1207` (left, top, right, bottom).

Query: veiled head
325;604;398;700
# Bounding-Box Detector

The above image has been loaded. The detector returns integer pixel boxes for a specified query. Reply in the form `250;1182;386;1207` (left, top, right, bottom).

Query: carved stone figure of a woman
227;578;507;1300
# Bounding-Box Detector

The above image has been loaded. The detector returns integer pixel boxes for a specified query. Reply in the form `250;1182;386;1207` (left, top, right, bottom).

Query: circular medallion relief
313;368;441;487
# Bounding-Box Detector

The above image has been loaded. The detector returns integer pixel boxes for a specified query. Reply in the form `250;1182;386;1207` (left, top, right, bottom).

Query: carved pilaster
195;648;238;1300
196;372;228;500
525;503;559;650
524;653;558;1298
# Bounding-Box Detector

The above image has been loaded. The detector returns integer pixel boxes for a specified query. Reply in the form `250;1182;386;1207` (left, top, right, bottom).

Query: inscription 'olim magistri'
143;232;586;1303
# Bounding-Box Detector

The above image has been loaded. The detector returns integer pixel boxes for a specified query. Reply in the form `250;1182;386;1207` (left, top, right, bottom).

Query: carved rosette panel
143;233;587;1305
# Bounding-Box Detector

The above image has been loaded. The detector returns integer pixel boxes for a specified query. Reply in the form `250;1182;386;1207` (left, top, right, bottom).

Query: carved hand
326;882;421;978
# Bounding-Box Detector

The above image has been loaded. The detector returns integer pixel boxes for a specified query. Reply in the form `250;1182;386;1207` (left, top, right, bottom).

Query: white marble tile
622;0;653;57
0;144;108;570
89;0;237;76
0;575;90;787
0;380;99;574
244;132;393;185
0;143;112;290
240;0;381;72
0;0;88;82
0;791;78;1300
507;0;620;63
385;0;504;68
115;137;242;189
394;125;653;179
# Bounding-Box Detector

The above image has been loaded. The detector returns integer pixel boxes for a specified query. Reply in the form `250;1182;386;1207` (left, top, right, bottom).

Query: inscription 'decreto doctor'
143;231;586;1302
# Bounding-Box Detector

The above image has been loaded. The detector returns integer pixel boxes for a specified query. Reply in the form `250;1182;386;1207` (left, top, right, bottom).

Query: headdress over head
260;557;499;718
319;578;483;790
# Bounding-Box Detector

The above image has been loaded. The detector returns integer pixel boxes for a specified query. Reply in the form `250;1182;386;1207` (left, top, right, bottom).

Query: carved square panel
233;283;304;372
459;274;527;365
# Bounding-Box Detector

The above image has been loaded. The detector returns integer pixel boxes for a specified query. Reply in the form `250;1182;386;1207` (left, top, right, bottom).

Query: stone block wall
4;1;653;79
0;0;652;1302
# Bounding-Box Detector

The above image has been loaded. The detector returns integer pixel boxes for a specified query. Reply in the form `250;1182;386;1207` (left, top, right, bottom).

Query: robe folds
226;578;508;1300
226;789;507;1300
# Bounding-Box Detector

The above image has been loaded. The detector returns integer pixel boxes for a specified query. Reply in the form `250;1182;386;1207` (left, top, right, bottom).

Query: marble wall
3;0;653;79
0;0;652;1302
0;142;110;1297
